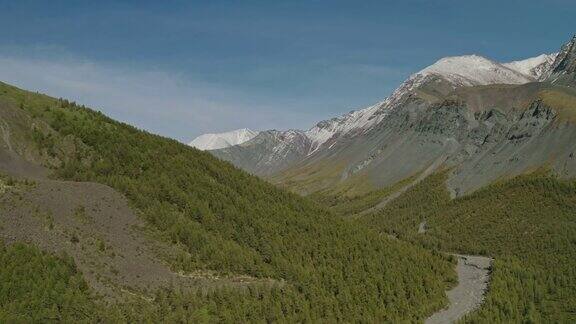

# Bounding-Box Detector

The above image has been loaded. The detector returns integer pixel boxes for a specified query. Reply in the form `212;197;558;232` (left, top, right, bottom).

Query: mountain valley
1;28;575;323
196;35;576;322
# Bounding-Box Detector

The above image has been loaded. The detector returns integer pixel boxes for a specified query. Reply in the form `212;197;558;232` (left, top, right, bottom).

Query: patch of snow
416;54;534;87
503;53;558;80
305;102;386;154
189;128;259;150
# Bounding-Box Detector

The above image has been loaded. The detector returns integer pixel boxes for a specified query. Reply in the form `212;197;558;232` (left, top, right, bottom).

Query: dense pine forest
362;171;576;323
0;243;99;322
0;82;457;322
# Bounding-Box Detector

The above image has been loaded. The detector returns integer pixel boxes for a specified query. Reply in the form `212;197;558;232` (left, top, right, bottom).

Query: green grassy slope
310;174;416;217
0;81;455;322
363;171;576;323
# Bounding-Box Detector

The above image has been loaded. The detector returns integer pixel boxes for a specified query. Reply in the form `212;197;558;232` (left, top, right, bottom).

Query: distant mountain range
189;128;259;150
199;35;576;196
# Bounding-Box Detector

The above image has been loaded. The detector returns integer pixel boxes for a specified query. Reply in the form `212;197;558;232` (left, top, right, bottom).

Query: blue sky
0;0;575;141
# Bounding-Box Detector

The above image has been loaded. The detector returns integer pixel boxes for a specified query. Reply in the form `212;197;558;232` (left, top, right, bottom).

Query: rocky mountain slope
212;55;541;174
546;35;576;86
211;36;576;197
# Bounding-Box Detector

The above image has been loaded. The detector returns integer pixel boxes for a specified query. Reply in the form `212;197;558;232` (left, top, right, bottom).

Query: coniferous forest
0;82;456;322
362;171;576;323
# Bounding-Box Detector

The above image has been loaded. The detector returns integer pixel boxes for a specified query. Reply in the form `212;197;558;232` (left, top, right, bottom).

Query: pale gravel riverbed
425;254;492;324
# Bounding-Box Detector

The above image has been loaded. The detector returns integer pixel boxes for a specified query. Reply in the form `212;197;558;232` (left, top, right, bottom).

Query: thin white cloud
0;54;317;142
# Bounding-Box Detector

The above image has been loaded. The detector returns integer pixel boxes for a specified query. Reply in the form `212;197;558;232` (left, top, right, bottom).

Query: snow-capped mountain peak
189;128;259;150
200;52;559;160
299;53;556;154
416;54;534;87
385;53;557;110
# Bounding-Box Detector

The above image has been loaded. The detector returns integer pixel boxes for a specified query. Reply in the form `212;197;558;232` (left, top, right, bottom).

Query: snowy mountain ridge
195;52;557;154
208;36;576;195
304;101;386;154
300;53;556;152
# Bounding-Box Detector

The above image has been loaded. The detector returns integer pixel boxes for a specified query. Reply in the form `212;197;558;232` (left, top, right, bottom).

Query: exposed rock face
212;130;312;176
274;82;576;196
546;35;576;86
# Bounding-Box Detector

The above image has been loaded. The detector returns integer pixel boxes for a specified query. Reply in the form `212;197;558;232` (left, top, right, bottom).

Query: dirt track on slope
425;254;492;324
354;155;448;218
